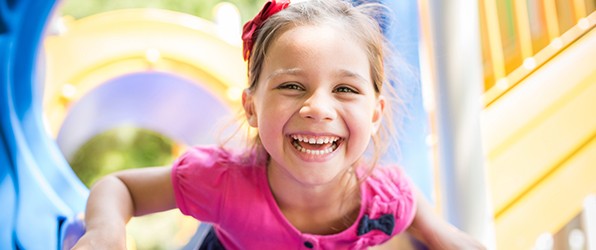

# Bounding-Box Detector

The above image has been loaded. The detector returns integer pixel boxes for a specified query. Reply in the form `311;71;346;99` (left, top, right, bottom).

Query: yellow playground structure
477;1;596;249
43;8;246;137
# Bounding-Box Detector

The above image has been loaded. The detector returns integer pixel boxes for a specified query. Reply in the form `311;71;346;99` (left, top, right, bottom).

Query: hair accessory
242;0;290;61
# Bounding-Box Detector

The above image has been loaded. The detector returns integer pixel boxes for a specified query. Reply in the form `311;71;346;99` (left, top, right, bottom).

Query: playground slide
1;1;87;249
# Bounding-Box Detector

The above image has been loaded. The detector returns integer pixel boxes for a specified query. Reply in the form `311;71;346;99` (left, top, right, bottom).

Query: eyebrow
265;68;370;84
265;68;303;82
336;69;370;84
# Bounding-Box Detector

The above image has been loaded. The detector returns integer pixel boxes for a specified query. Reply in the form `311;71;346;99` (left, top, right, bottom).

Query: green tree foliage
69;126;175;187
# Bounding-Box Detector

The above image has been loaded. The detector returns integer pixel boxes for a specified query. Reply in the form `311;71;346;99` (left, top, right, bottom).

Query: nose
299;90;336;122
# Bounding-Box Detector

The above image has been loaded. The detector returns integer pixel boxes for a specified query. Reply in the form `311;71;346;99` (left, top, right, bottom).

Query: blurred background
46;0;259;249
1;0;596;249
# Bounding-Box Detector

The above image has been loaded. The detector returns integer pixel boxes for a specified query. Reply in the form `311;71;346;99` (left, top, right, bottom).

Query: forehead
273;21;364;50
264;23;370;72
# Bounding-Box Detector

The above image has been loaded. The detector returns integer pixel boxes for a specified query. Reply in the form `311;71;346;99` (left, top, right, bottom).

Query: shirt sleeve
366;165;417;236
385;166;417;235
171;146;230;223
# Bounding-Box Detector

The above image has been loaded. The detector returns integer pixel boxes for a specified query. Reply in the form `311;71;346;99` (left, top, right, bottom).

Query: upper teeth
291;135;339;144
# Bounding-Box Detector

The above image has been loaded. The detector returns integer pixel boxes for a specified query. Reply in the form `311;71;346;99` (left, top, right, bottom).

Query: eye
334;85;359;94
277;82;304;91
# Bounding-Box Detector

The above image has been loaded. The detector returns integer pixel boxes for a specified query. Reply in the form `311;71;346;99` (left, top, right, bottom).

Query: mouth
289;134;342;156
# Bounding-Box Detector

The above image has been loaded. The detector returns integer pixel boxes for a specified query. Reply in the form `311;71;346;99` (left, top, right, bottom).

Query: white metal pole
417;0;496;248
583;195;596;250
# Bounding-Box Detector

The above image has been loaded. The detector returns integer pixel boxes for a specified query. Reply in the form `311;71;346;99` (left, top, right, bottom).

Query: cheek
347;102;376;128
256;103;289;140
345;105;377;144
349;122;373;144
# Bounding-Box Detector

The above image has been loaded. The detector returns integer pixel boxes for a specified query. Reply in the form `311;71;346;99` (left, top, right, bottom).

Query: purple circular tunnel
57;71;233;159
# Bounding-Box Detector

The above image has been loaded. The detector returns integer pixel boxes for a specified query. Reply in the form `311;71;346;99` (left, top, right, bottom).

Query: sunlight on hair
291;0;312;4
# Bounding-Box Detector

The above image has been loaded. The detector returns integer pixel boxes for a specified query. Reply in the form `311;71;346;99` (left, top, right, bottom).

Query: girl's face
243;23;385;187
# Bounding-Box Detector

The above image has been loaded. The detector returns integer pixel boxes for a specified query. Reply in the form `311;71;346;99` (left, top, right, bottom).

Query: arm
407;188;486;250
71;166;176;249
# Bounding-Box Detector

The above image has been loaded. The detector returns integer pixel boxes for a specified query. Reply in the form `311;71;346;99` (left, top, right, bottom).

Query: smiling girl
72;0;485;249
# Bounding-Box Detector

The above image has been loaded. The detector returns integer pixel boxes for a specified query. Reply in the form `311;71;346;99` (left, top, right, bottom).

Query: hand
70;229;127;250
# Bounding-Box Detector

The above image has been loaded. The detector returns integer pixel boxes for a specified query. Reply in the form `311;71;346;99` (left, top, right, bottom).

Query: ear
242;89;258;127
371;95;385;134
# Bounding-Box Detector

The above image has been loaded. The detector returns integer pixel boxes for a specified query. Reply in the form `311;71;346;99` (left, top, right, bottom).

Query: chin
292;169;347;187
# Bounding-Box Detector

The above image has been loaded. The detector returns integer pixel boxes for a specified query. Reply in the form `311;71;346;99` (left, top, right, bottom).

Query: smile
290;134;341;155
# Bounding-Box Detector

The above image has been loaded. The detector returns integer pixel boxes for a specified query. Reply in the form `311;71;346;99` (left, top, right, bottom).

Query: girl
73;0;485;249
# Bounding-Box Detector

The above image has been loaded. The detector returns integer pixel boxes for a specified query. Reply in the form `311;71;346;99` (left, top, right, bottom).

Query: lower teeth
292;141;337;155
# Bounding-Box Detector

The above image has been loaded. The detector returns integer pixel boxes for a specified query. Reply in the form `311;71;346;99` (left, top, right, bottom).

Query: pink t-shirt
172;146;416;250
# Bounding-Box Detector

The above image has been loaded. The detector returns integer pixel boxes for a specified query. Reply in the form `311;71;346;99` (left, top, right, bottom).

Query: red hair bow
242;0;290;61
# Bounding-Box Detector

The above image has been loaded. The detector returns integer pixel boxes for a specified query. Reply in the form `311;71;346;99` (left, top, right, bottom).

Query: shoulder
360;164;417;236
171;145;264;193
171;145;265;220
364;165;414;197
173;145;261;172
174;145;249;167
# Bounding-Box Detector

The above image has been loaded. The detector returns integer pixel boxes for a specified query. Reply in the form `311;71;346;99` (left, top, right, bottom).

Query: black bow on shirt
357;214;395;236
